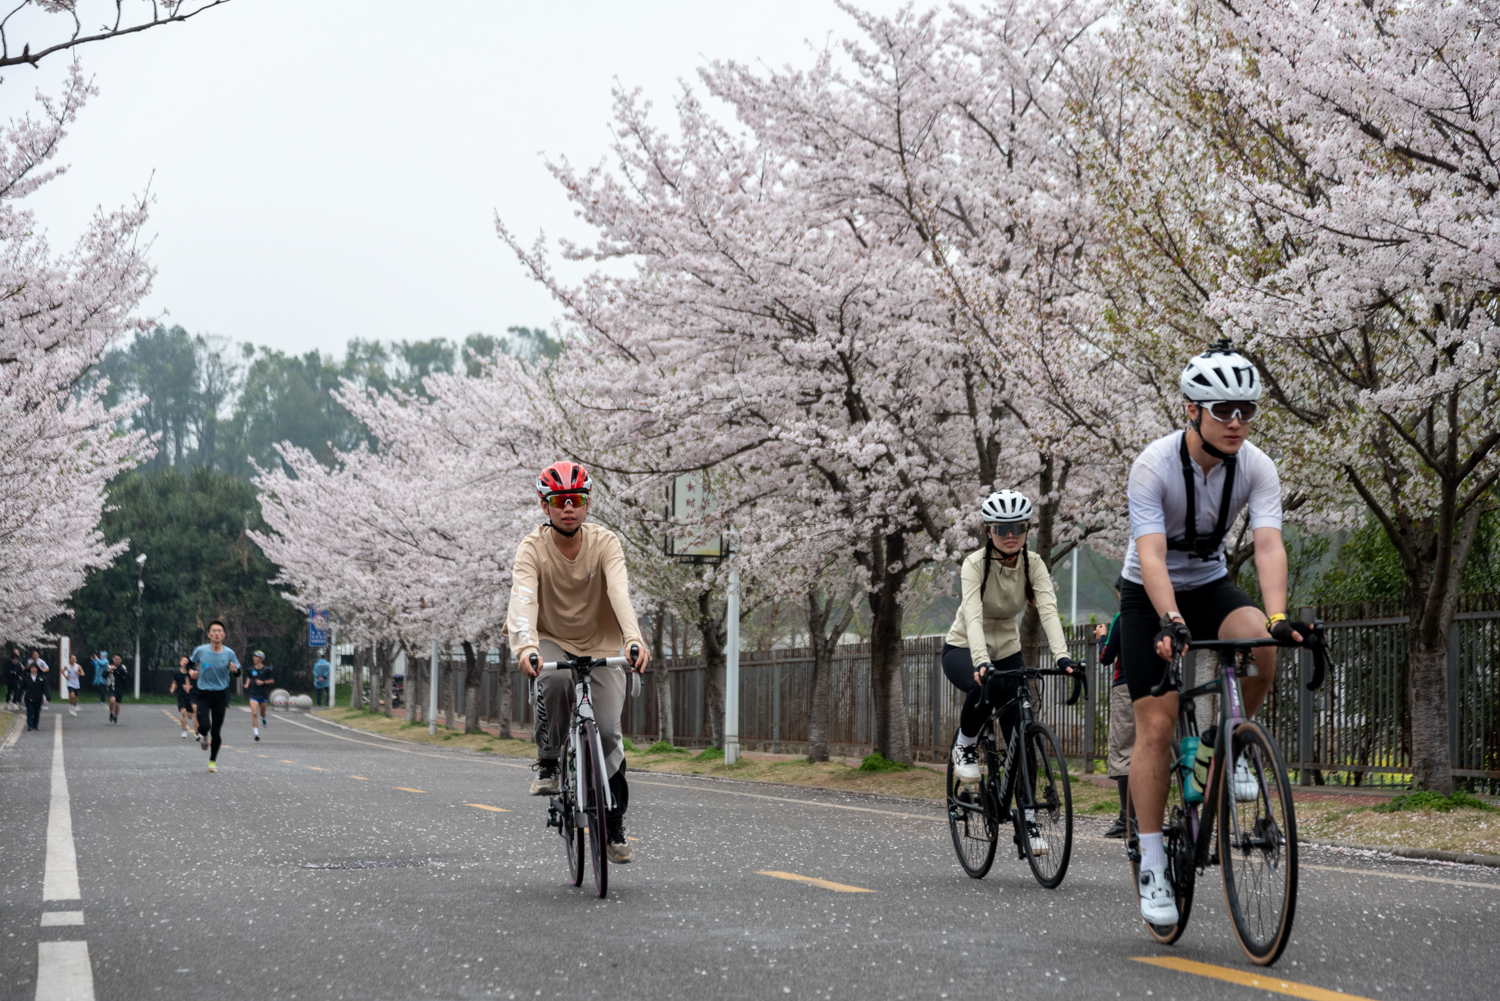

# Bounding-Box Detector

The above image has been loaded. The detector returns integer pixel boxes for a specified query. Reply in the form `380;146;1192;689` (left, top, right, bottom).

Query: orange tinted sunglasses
543;492;589;509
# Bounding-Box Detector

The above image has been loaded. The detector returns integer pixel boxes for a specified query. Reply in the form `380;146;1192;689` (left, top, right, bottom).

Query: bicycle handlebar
983;664;1088;706
539;656;632;672
1148;622;1331;697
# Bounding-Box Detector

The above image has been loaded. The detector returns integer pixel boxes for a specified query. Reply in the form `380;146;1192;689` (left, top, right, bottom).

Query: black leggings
942;646;1024;749
196;689;229;760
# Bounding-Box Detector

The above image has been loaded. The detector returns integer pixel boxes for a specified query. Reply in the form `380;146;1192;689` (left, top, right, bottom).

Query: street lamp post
134;553;146;700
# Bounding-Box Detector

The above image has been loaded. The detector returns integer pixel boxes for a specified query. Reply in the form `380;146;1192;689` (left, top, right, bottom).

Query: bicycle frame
1171;647;1255;869
568;663;615;813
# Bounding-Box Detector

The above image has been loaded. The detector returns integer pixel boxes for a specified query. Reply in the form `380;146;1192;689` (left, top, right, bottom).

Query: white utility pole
724;566;741;765
428;638;440;735
1070;552;1078;627
327;627;337;710
134;553;147;699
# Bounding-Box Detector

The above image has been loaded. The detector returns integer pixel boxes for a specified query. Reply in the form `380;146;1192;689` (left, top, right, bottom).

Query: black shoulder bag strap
1169;431;1237;561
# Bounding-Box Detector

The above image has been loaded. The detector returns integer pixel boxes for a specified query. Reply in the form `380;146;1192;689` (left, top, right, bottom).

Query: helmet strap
545;521;582;538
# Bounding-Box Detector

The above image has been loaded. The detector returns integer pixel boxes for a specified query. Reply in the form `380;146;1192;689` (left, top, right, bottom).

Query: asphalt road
3;701;1498;1001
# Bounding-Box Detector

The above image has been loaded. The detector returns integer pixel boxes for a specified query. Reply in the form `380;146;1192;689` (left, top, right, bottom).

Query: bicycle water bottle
1189;726;1217;802
1180;736;1202;803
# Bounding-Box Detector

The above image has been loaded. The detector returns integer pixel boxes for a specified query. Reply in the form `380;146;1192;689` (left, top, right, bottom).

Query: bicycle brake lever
1065;672;1085;707
1305;623;1328;692
1148;660;1176;698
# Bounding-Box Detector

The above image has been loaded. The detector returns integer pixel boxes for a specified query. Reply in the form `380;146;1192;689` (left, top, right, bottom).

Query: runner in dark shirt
246;651;274;742
170;656;195;738
104;655;129;724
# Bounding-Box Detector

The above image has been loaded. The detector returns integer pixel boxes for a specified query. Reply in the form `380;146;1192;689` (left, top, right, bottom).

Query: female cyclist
943;489;1081;851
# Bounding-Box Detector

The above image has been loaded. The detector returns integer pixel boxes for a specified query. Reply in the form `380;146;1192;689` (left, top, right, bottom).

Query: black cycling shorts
1119;576;1259;702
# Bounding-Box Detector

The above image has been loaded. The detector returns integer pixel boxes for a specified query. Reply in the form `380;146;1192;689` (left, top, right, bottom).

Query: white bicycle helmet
981;489;1034;524
1180;340;1262;402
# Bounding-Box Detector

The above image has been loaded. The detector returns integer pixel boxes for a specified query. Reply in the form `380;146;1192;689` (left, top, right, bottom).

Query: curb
0;708;24;751
1305;838;1500;869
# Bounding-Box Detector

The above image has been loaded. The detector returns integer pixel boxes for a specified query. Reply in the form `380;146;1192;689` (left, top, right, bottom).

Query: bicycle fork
571;678;616;815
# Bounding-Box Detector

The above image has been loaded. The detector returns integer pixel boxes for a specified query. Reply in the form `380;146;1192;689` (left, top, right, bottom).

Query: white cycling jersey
1122;431;1282;590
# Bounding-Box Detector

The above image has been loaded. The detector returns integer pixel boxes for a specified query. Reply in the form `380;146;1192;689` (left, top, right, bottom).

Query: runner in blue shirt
92;651;109;703
189;621;240;772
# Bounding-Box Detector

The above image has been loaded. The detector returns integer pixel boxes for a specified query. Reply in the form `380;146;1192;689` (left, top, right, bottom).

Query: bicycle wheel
1219;720;1297;965
580;720;610;899
946;730;999;878
1125;771;1197;944
1018;722;1072;889
563;747;584;887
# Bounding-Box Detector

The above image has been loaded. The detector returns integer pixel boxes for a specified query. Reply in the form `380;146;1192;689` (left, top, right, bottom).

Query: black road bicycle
530;648;637;899
1125;625;1331;966
946;662;1085;889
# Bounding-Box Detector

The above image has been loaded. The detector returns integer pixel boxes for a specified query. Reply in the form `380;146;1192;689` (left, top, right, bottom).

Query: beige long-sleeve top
506;523;645;669
945;547;1070;665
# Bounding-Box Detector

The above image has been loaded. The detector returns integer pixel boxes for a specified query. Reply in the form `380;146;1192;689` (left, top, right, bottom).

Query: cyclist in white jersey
1120;343;1306;925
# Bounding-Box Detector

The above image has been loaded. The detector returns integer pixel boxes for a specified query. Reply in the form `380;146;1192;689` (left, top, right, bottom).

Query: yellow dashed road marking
280;759;295;763
394;787;427;794
308;766;328;771
757;871;873;893
350;775;369;780
464;803;510;812
1132;957;1378;1001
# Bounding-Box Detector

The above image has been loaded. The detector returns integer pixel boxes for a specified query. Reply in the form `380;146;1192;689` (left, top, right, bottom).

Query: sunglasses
1199;400;1258;423
988;522;1030;537
543;492;590;509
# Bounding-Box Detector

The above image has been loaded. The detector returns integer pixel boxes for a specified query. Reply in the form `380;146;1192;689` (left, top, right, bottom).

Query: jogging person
104;654;129;723
1121;342;1304;925
246;651;274;741
171;656;195;737
62;655;83;717
190;621;241;772
93;650;109;703
941;489;1082;855
4;649;20;710
507;461;650;864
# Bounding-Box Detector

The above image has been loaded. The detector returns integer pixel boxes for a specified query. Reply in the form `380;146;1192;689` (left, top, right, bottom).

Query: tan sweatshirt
945;547;1070;665
506;523;645;669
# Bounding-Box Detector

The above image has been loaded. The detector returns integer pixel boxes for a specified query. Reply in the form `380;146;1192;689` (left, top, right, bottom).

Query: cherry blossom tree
1096;0;1500;790
0;1;231;69
0;63;153;640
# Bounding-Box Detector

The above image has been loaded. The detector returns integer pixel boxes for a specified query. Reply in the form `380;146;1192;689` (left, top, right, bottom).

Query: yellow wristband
1267;612;1287;628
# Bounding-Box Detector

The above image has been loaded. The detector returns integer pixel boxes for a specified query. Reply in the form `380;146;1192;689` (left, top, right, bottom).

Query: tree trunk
494;639;512;740
649;605;671;745
461;640;485;734
350;647;364;711
378;641;394;718
443;646;457;730
699;589;726;749
807;585;856;763
868;531;913;765
405;646;419;723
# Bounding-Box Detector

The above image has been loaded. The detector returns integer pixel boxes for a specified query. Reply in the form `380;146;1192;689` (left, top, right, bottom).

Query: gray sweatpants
533;640;628;777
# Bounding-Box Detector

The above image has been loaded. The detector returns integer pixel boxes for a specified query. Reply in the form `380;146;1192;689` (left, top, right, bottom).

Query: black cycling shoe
1103;816;1128;839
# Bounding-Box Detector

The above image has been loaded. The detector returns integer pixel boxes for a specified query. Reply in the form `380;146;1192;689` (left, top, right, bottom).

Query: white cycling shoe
1138;866;1179;925
953;743;981;784
1233;757;1259;802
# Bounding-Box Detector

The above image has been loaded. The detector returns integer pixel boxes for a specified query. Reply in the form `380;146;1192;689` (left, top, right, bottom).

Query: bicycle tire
581;719;610;899
1125;775;1196;944
563;747;584;887
1219;720;1297;966
946;730;999;878
1019;722;1072;889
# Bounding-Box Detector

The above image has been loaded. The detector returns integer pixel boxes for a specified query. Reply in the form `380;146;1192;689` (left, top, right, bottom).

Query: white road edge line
43;716;80;901
278;714;1500;892
36;941;95;1001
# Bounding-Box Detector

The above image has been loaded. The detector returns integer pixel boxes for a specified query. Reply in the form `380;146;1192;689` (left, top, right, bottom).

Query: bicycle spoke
946;732;998;878
1020;723;1072;889
1219;722;1297;965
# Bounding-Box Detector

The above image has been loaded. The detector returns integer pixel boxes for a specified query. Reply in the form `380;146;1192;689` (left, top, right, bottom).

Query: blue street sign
309;607;330;648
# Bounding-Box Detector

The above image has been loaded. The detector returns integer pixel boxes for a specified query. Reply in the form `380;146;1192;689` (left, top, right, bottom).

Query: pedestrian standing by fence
313;653;330;706
93;650;108;703
105;654;129;724
4;648;20;710
62;655;83;717
19;658;48;730
1095;577;1131;839
191;621;240;772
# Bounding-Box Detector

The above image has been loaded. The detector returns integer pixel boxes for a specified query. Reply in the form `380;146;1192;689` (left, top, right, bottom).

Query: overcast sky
3;0;905;359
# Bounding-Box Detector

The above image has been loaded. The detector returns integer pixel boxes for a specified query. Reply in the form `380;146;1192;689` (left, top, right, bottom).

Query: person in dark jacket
4;649;21;710
20;659;50;730
1094;577;1132;838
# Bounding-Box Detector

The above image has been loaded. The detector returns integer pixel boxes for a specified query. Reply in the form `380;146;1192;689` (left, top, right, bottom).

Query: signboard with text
308;607;330;648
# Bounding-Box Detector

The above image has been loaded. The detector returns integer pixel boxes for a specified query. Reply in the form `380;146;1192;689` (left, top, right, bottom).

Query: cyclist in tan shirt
507;461;650;863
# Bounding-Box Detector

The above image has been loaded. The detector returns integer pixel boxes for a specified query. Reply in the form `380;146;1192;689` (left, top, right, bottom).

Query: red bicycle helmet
536;460;592;499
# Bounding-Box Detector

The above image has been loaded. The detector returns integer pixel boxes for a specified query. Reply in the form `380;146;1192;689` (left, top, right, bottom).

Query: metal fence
463;596;1500;790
